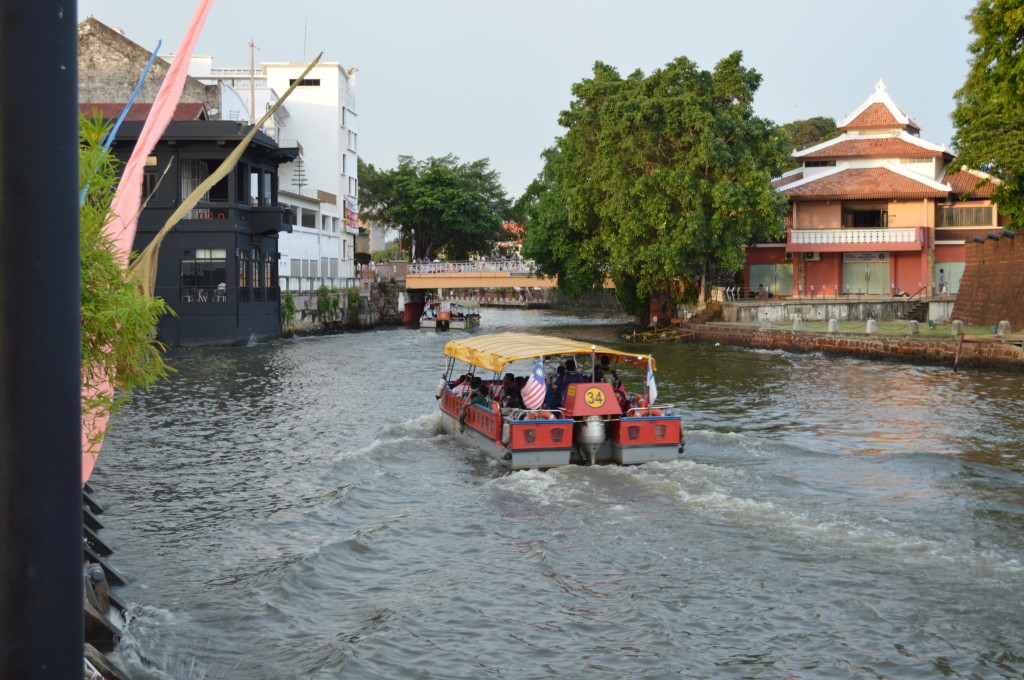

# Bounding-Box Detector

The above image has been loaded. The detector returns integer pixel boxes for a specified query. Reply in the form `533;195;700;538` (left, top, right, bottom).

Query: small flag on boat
522;356;546;410
646;361;658;405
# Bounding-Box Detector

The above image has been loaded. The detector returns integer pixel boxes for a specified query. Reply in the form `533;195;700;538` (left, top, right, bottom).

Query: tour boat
420;301;480;331
437;333;684;469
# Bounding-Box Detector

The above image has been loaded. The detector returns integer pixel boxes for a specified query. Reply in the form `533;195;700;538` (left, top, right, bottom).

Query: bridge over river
403;260;558;290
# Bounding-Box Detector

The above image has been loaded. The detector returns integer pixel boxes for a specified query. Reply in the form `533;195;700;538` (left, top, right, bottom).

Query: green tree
520;52;790;317
359;155;513;260
80;115;173;452
780;116;841;169
951;0;1024;221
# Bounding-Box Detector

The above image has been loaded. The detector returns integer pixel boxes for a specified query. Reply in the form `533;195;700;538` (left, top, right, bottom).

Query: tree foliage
520;52;790;317
359;155;513;260
780;116;841;169
80;115;173;452
951;0;1024;221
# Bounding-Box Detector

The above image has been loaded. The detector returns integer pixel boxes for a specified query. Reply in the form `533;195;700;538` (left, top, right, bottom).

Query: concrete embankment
673;323;1024;372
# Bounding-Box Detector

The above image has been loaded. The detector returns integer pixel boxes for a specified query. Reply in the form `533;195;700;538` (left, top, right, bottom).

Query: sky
78;0;978;198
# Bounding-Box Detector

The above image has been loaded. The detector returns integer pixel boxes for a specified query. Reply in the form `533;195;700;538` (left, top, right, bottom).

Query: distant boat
437;333;684;469
420;301;480;331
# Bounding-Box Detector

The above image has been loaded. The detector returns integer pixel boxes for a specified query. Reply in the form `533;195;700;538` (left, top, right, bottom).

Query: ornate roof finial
875;78;887;94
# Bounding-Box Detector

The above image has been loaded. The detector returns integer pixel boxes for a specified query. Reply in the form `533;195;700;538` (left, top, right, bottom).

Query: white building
191;57;360;289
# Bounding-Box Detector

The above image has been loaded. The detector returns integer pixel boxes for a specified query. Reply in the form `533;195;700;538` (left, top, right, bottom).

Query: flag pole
646;356;652;405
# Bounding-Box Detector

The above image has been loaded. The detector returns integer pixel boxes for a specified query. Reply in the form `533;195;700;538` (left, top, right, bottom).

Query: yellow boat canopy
444;332;655;374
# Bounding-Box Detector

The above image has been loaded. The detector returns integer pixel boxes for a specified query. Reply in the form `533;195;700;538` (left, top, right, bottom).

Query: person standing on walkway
938;269;948;295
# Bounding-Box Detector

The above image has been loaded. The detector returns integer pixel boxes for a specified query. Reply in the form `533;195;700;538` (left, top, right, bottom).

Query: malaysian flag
521;356;547;410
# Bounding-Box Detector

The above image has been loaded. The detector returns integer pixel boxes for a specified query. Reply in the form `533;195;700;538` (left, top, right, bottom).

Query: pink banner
83;0;215;485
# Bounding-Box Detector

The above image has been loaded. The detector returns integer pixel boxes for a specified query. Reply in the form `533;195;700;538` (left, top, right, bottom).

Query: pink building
745;81;998;298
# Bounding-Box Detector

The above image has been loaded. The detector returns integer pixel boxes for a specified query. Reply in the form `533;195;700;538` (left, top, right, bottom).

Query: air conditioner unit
804;252;821;262
784;252;793;261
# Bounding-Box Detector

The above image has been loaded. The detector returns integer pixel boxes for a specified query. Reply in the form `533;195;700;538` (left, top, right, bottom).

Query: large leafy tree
359;155;513;260
951;0;1024;221
520;52;790;317
780;116;841;170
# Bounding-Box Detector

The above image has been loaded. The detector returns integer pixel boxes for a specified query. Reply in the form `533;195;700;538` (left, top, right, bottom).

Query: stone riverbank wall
675;324;1024;371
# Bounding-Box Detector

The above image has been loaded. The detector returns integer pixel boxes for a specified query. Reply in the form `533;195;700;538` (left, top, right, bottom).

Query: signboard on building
345;197;360;235
843;252;889;263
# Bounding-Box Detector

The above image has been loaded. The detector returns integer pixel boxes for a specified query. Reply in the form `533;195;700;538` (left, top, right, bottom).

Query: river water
94;309;1024;679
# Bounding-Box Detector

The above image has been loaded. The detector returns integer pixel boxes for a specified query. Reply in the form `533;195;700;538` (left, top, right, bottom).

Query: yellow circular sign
584;387;606;408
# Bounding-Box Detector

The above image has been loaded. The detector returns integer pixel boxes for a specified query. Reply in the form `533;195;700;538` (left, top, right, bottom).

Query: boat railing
625;405;672;417
506;408;564;421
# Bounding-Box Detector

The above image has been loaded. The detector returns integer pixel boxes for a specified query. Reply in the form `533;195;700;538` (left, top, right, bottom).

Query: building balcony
787;227;925;252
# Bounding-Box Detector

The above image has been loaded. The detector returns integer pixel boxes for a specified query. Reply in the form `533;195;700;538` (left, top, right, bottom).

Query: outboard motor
575;415;605;465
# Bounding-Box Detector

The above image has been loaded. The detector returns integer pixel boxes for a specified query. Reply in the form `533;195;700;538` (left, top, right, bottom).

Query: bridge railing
408;259;537;275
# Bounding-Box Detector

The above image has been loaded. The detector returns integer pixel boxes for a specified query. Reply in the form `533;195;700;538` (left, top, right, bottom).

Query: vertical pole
0;2;83;677
249;40;256;126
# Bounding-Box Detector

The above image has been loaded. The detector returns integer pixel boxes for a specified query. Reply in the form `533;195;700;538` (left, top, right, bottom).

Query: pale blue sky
79;0;978;197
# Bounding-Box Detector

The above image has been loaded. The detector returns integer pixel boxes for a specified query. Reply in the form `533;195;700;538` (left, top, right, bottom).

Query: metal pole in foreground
0;2;83;677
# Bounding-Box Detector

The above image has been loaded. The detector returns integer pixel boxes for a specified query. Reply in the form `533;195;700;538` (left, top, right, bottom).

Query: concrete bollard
866;319;877;334
760;313;770;331
828;318;838;333
908;320;919;335
998;320;1011;337
952;320;964;336
792;314;803;331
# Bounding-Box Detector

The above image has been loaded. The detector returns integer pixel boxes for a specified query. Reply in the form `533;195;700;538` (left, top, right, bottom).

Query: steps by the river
689;300;723;324
83;483;133;680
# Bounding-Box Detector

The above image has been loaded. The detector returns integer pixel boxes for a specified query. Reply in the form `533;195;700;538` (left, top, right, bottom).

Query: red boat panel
561;382;622;417
609;416;682;447
507;421;572;451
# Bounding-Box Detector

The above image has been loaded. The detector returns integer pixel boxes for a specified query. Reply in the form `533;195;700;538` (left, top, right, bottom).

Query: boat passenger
451;375;472;397
598;354;618;383
494;373;515;402
459;376;482;401
558;359;586;405
503;377;526;410
613;379;629;412
470;384;491;407
550;365;567;405
544;373;559;409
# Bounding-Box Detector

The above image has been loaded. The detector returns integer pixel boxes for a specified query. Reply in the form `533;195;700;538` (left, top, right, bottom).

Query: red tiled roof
502;222;524;236
80;102;208;121
799;137;942;160
945;170;996;198
782;167;948;201
842;102;919;132
773;172;802;188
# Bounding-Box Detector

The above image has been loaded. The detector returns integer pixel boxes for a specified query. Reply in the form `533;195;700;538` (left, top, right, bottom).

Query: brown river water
93;308;1024;679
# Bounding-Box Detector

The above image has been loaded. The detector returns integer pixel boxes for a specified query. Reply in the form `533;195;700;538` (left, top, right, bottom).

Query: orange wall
794;202;840;229
802;254;841;295
891;251;926;295
745;247;787;265
888;199;935;227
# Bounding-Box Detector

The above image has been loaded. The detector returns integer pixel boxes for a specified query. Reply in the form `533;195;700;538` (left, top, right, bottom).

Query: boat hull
421;317;480;330
438;387;683;470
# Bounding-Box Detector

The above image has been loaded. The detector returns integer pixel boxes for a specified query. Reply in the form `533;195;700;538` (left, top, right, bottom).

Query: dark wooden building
87;104;298;345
